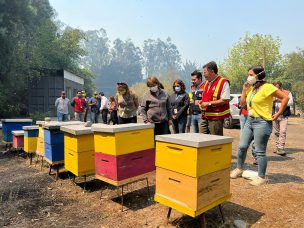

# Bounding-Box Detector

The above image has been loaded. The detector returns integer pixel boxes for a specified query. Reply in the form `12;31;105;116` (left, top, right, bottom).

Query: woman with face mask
230;66;289;186
140;76;170;135
168;80;190;133
115;82;139;124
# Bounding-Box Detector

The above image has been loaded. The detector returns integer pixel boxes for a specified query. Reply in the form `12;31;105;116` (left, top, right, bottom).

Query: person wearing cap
55;91;70;121
115;82;139;124
71;90;87;121
99;92;109;124
88;92;100;123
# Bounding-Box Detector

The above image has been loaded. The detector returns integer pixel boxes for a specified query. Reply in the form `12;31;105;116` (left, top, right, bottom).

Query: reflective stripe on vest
204;109;230;116
213;77;224;100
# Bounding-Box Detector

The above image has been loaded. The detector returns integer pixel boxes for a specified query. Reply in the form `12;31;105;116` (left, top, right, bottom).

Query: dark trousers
108;110;118;125
172;115;187;134
101;109;109;124
154;122;169;136
118;116;137;124
200;119;224;136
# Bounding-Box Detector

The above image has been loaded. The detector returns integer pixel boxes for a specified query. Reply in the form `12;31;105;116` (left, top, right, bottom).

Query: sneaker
230;168;243;179
249;177;267;186
277;149;286;156
242;170;259;180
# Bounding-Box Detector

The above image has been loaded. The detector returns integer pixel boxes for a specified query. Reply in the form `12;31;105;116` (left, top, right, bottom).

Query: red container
95;148;155;181
13;135;24;149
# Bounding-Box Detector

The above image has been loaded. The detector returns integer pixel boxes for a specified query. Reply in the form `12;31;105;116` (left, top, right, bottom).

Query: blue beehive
1;119;32;142
44;143;64;162
44;129;64;145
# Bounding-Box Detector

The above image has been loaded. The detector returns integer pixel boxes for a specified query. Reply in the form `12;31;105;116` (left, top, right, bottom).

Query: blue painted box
44;129;64;145
44;143;64;162
1;119;32;142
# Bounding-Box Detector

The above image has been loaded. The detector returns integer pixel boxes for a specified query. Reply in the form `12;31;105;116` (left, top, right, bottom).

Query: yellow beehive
61;125;95;177
36;137;45;156
24;137;38;153
65;148;95;176
64;134;94;152
156;141;231;177
155;167;231;217
155;133;233;218
92;123;154;156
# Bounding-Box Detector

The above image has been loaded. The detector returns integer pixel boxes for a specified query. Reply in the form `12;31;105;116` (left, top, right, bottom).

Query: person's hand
200;102;209;108
242;81;251;93
272;112;281;121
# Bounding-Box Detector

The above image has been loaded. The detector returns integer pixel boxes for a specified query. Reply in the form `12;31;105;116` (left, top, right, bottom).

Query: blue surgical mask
175;86;181;92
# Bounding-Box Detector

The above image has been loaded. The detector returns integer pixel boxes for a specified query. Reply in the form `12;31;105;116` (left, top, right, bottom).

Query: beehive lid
1;119;32;123
23;125;39;130
92;123;155;133
36;120;45;125
156;133;233;148
12;130;24;136
42;121;82;130
60;124;93;135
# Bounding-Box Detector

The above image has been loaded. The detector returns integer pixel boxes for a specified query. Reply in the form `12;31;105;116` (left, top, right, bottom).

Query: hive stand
98;174;152;212
92;123;155;211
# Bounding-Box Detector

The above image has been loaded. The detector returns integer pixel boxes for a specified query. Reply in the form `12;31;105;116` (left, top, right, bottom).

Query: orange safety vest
201;76;230;120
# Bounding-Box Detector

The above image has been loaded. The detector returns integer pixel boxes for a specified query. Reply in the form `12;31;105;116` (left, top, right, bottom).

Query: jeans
172;115;187;133
237;117;272;177
90;111;99;123
240;114;256;158
74;112;84;122
101;109;109;124
191;114;202;133
57;112;68;122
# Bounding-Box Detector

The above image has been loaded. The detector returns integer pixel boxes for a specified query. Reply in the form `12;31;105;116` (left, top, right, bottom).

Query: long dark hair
249;65;266;91
172;79;186;93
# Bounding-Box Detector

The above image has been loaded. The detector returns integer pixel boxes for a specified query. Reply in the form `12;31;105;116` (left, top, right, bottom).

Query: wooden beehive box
1;119;32;143
23;125;39;153
92;123;155;185
60;124;95;177
155;133;233;217
12;130;25;149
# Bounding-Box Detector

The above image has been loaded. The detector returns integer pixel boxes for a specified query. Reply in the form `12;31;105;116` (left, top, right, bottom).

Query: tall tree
220;33;282;93
281;49;304;114
179;60;201;91
142;37;182;76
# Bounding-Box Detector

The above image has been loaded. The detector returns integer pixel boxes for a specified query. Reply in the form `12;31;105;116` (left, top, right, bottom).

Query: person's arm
240;81;251;107
133;94;139;109
100;98;105;110
71;98;75;107
176;94;190;119
272;90;289;121
140;94;148;123
55;98;59;107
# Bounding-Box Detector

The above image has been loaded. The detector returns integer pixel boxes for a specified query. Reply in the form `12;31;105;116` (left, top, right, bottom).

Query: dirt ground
0;117;303;228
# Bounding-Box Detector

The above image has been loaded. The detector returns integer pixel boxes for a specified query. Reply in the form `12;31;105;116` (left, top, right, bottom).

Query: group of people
55;60;293;186
55;84;139;125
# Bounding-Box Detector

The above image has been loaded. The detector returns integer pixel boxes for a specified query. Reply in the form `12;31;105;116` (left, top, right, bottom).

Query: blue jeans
90;112;99;123
172;115;187;133
240;114;256;158
237;117;272;177
191;114;201;133
57;112;68;122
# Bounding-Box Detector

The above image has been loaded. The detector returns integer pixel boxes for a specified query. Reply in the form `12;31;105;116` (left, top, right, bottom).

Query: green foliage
221;33;282;93
0;0;91;118
281;49;304;113
29;112;51;123
143;37;182;75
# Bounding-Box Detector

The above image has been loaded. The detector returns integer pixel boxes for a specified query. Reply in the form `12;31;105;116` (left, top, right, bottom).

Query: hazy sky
49;0;304;65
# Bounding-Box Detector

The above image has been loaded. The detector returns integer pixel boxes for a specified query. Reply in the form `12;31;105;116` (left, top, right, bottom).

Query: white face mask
175;86;181;92
247;76;257;85
150;85;158;93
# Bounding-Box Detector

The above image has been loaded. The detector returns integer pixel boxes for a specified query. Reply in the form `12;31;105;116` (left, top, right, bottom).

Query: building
28;69;84;116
